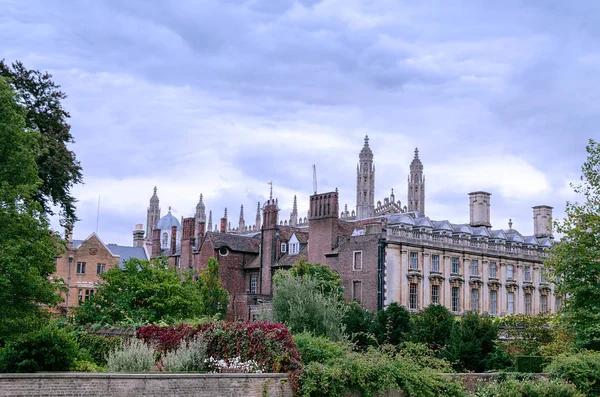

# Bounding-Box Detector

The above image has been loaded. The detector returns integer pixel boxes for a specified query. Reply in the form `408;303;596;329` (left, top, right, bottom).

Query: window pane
409;283;418;310
354;251;362;270
353;281;362;303
431;285;439;304
431;255;439;272
409;252;418;269
525;266;531;282
452;258;459;274
525;293;531;314
490;291;497;315
452;287;459;312
507;265;514;280
471;289;479;311
490;262;497;278
508;292;514;314
471;260;478;276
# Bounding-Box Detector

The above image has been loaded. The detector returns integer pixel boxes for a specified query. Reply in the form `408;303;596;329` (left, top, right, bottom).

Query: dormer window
290;242;300;255
281;243;287;253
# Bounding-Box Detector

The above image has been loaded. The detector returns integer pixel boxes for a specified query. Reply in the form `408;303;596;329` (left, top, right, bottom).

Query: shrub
369;302;412;346
546;351;600;396
162;336;208;372
474;377;584;397
72;359;103;372
397;342;453;373
343;301;376;349
105;339;155;372
411;304;454;351
515;355;548;373
293;332;349;364
0;324;79;372
76;332;124;366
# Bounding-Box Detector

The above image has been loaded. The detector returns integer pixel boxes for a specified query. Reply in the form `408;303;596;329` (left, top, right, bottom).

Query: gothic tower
207;210;213;234
407;148;425;214
255;201;261;231
238;205;246;232
356;135;375;220
289;195;298;227
194;194;206;240
146;187;160;240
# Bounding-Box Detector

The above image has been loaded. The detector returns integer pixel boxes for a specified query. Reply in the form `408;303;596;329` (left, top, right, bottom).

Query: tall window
525;293;531;314
353;281;362;303
507;264;514;280
451;257;460;274
508;292;515;314
471;289;479;311
290;243;300;255
353;251;363;271
556;296;562;311
489;262;497;278
281;243;287;253
471;260;479;276
524;266;532;282
96;263;106;275
409;283;418;310
78;289;83;303
451;287;460;312
250;274;258;294
409;252;418;270
490;291;497;315
76;262;86;274
431;285;439;304
431;255;440;272
540;268;546;283
85;289;93;300
541;295;548;313
162;232;168;247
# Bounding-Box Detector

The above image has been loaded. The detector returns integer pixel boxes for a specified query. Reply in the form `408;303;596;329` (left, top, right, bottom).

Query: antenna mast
312;164;317;194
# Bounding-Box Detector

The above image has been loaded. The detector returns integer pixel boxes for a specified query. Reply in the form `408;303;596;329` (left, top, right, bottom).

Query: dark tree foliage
411;304;455;351
343;301;376;348
0;60;82;225
369;302;412;346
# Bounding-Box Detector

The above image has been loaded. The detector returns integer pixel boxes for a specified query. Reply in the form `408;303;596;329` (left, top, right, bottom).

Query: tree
545;139;600;350
0;77;63;343
287;258;344;300
369;302;412;346
0;60;82;225
343;301;376;348
197;257;229;318
272;269;347;340
411;304;455;352
75;258;203;325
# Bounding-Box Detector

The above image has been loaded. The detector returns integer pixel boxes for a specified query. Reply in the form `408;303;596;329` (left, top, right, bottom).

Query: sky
1;0;597;245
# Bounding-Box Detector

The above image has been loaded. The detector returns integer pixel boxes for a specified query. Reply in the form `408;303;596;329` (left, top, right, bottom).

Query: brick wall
0;373;293;397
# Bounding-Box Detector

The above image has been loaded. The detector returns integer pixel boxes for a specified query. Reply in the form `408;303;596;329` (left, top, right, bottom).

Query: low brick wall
0;373;293;397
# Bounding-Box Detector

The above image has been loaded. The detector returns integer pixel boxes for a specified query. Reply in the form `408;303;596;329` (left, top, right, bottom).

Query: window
431;255;440;272
524;266;531;282
78;289;83;303
540;268;546;283
409;252;418;270
471;289;479;311
162;232;168;247
250;274;258;294
76;262;86;274
452;287;460;312
409;283;418;310
85;289;93;300
507;264;514;280
471;260;479;276
353;280;362;303
489;262;497;278
290;243;300;255
508;292;515;314
431;285;439;304
525;293;531;314
281;243;287;253
490;291;497;315
451;257;460;274
96;263;106;275
353;251;363;271
541;295;548;313
556;296;562;311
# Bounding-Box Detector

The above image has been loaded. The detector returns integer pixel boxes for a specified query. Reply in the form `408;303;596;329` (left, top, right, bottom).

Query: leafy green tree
272;269;347;340
287;258;344;299
442;311;498;372
75;258;203;325
343;301;376;348
369;302;412;346
0;77;63;343
412;304;455;352
545;139;600;349
0;60;82;225
197;257;229;318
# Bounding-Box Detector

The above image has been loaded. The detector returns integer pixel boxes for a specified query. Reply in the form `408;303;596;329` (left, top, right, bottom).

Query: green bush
397;342;453;373
105;339;155;372
162;336;208;372
411;304;455;351
546;351;600;396
369;302;412;346
76;332;124;366
293;333;349;364
343;301;376;349
474;377;583;397
515;355;548;373
0;325;79;372
72;358;103;372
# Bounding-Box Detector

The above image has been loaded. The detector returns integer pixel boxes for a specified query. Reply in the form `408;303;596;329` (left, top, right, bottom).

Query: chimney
533;205;553;238
220;217;227;233
307;190;340;264
181;217;196;270
152;228;161;258
170;226;177;255
469;191;491;227
198;221;206;238
133;224;145;248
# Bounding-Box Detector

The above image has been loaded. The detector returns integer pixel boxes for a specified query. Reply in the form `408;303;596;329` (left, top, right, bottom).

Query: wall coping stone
0;372;289;379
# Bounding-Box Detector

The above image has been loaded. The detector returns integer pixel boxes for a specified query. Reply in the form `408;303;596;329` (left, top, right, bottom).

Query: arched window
162;232;168;247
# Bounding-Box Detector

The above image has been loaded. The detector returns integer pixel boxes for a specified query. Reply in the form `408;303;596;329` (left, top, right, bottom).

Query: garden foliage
105;338;155;372
546;350;600;396
76;332;124;366
162;336;208;372
474;376;583;397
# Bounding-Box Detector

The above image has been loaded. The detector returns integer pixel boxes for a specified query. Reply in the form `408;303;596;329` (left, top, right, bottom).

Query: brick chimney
151;228;161;258
260;197;279;296
133;224;145;248
533;205;553;238
469;191;492;227
181;217;195;270
198;221;206;238
308;190;339;264
170;226;177;256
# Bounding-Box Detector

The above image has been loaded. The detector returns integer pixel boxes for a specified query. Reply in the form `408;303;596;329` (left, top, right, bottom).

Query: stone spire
146;186;161;241
207;210;213;233
408;148;425;214
290;195;298;227
255;201;261;231
238;205;246;232
195;193;206;240
356;135;375;219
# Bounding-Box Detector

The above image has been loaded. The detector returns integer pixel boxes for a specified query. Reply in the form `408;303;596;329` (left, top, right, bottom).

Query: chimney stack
151;228;161;258
469;191;492;227
533;205;553;238
198;221;206;238
170;226;177;255
133;224;145;248
220;217;227;233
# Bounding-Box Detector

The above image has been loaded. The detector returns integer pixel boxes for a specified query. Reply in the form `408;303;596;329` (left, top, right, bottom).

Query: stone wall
0;373;293;397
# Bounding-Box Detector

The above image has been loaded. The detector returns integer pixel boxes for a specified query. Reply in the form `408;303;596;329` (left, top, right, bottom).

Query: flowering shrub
205;356;264;373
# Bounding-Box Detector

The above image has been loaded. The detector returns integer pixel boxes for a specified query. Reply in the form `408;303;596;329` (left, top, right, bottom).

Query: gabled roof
505;230;525;243
432;220;453;231
523;236;538;245
451;224;473;234
209;232;260;253
415;217;434;228
387;213;415;226
106;244;148;265
471;226;491;237
489;229;508;240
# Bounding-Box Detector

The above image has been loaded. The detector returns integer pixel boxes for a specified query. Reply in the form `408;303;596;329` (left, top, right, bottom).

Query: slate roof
73;237;148;266
209;232;260;253
277;246;308;266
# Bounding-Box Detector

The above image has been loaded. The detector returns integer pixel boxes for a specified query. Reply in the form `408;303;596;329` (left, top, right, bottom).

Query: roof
156;210;181;230
209;232;260;253
278;246;309;267
106;244;149;266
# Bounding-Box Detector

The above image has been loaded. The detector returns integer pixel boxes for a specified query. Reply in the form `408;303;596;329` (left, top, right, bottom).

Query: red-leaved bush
136;321;303;390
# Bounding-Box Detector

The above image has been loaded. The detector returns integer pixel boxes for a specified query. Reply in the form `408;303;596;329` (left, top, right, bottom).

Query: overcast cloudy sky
2;0;596;245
